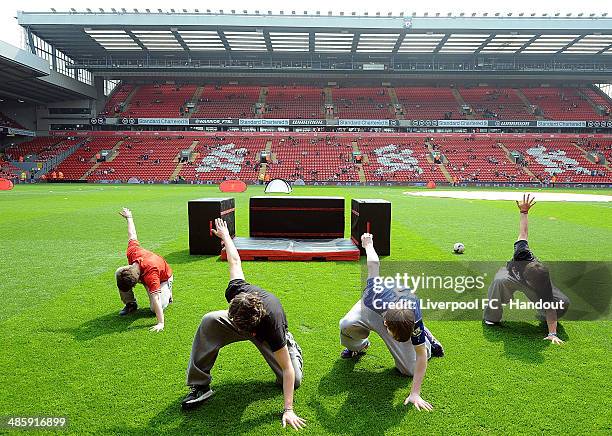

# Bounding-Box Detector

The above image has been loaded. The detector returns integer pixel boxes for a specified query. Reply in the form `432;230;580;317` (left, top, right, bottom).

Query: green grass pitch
0;184;611;435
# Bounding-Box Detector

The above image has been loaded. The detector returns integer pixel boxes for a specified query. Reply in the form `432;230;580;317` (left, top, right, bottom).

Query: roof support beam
171;29;191;53
263;30;273;52
392;32;406;54
597;43;612;55
217;30;231;51
351;33;360;53
557;34;586;54
515;34;541;54
125;30;147;51
25;27;36;55
474;34;496;54
433;34;450;53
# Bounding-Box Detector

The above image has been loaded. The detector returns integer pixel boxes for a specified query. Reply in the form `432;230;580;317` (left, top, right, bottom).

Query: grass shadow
482;321;569;364
106;381;281;435
48;309;155;341
309;359;409;436
164;249;218;264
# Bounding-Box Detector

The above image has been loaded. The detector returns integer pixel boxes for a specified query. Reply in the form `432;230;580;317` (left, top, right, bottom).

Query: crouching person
115;208;173;333
339;233;444;411
182;219;306;431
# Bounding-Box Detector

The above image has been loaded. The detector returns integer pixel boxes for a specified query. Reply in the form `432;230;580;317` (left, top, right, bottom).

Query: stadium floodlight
50;8;56;12
531;13;536;16
460;12;465;16
542;13;548;16
206;9;211;13
578;13;583;17
145;9;150;13
170;9;175;13
70;8;76;12
376;12;380;16
507;13;512;16
447;12;452;17
329;11;333;16
351;12;356;15
483;13;488;16
472;13;476;17
158;9;163;13
121;8;126;13
268;10;272;14
316;11;320;15
436;13;440;16
111;8;117;13
231;10;235;14
494;12;500;17
340;11;344;15
602;13;608;17
134;9;139;13
280;10;284;14
566;13;572;17
86;8;92;13
388;12;392;16
590;13;595;17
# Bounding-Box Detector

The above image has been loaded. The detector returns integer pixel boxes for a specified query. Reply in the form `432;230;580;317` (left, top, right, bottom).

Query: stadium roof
0;40;95;103
17;11;612;59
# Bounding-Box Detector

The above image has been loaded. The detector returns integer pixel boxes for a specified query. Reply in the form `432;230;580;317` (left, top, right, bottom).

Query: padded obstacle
221;237;360;261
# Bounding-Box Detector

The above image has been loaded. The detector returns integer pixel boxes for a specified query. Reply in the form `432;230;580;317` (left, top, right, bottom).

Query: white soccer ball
453;242;465;254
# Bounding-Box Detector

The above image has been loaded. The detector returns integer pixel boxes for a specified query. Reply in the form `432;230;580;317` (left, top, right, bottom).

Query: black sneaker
181;386;214;411
340;340;370;359
119;302;138;316
423;327;444;358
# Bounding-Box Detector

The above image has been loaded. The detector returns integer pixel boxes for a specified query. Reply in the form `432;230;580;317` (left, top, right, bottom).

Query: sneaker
119;302;138;316
484;319;500;326
423;327;444;358
340;340;370;359
181;386;214;411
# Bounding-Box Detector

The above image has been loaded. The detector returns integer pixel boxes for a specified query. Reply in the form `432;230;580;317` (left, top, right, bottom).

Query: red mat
221;237;360;261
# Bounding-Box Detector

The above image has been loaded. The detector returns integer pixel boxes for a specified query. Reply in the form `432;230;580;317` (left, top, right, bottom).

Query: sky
2;0;611;48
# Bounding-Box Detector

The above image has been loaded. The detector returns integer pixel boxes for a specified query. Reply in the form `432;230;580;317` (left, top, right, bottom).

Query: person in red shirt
115;208;173;332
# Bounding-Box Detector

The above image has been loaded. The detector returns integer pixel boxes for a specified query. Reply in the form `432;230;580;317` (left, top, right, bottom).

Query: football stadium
1;3;611;435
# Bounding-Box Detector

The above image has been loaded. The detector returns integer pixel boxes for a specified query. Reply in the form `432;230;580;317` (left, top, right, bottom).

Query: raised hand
361;233;374;248
404;393;433;411
282;409;306;430
119;207;133;219
211;218;230;239
516;194;536;214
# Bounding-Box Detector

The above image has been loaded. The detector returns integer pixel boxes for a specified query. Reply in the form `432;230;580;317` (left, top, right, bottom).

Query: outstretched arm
119;208;137;241
404;345;432;411
361;233;380;279
212;218;244;280
516;194;535;241
274;346;306;430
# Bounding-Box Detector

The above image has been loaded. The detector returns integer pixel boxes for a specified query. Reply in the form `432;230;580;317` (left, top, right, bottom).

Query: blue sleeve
363;278;395;315
410;297;426;346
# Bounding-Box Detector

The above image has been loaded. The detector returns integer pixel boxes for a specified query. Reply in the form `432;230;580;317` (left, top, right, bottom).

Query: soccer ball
453;242;465;254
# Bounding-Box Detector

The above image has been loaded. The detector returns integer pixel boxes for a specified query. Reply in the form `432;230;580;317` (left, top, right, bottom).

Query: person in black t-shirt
182;219;306;430
483;194;570;345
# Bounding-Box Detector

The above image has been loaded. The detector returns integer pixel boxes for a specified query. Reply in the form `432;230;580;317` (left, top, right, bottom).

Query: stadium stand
331;87;393;119
267;136;360;182
458;88;536;120
122;84;198;118
263;86;325;119
54;137;117;179
95;83;612;122
101;84;135;116
521;87;607;120
193;85;260;118
395;87;464;120
178;136;265;183
0;112;24;129
4;137;78;163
